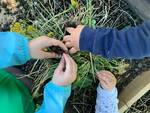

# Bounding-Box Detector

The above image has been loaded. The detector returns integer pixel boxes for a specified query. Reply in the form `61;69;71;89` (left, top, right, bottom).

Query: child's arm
0;32;31;68
64;22;150;59
0;32;67;69
36;54;77;113
96;86;118;113
36;82;71;113
95;71;119;113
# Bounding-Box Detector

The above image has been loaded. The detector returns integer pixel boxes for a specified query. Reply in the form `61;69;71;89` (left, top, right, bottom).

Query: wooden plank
119;70;150;113
124;0;150;20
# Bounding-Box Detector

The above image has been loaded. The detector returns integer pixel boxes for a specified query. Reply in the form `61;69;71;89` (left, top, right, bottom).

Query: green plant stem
90;53;95;82
41;7;73;29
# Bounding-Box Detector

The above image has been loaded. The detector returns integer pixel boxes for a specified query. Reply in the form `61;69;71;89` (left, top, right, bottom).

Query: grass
10;0;134;109
125;90;150;113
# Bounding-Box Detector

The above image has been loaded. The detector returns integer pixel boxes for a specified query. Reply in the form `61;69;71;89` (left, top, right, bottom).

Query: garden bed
0;0;150;113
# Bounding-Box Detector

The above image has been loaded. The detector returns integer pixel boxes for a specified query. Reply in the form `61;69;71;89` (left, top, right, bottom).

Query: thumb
55;56;65;73
63;54;72;73
66;27;75;33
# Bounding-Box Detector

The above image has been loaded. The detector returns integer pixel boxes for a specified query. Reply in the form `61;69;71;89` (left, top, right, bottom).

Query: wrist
14;33;31;63
99;84;116;92
78;25;85;50
50;81;71;88
51;79;71;87
45;81;71;97
98;85;118;96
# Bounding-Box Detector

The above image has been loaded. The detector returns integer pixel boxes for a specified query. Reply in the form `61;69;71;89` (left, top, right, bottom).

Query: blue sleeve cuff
45;82;71;94
14;32;31;64
97;85;118;98
95;86;119;113
0;32;31;68
36;82;71;113
80;26;96;52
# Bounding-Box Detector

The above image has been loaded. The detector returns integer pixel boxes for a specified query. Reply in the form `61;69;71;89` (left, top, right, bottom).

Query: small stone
135;68;139;71
138;63;142;68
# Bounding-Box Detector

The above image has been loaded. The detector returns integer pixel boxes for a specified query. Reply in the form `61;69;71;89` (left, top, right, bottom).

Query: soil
65;58;150;113
118;58;150;113
46;46;66;55
117;58;150;93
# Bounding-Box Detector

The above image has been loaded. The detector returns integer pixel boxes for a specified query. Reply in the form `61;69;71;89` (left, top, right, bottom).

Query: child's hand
97;71;117;91
29;36;68;59
52;54;77;86
63;25;85;54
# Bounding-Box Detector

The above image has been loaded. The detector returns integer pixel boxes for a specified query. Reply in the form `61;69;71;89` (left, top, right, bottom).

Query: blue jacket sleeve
0;32;31;69
36;82;71;113
95;86;119;113
80;21;150;59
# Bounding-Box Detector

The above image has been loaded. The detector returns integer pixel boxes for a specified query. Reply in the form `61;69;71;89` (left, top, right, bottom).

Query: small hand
52;54;77;86
63;25;85;54
29;36;68;59
96;71;117;91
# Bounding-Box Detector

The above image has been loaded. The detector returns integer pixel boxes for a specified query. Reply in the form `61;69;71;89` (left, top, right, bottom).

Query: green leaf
71;0;79;9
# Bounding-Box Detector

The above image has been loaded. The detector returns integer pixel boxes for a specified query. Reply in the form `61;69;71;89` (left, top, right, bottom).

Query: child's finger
102;72;117;83
99;77;108;84
97;72;114;85
63;35;71;42
99;77;115;89
98;75;110;84
40;37;68;52
69;47;78;54
40;51;57;58
102;71;114;77
70;55;77;76
99;70;113;76
66;27;75;33
63;54;73;71
98;71;116;81
97;72;108;80
65;42;73;48
55;56;65;73
99;78;109;88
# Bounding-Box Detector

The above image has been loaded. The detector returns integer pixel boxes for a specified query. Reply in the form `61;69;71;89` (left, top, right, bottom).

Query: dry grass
10;0;140;112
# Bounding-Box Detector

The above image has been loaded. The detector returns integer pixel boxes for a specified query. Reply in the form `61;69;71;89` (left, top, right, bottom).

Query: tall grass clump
10;0;132;99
